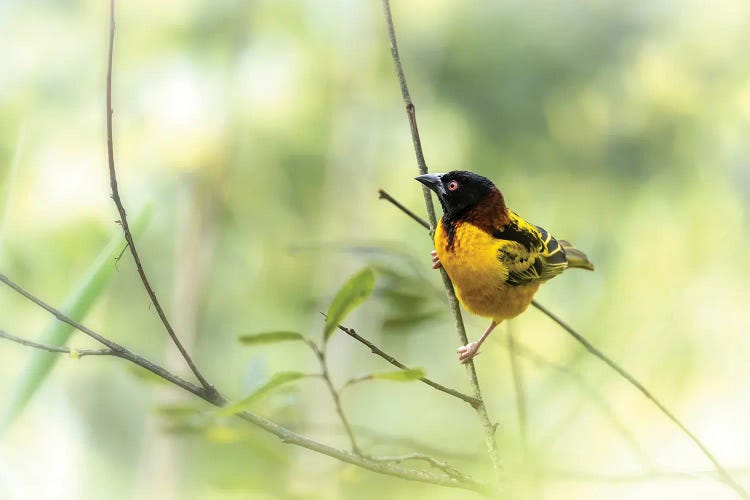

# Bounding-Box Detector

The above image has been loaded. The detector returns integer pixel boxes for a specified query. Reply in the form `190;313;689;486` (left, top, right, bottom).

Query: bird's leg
457;320;499;364
431;250;441;269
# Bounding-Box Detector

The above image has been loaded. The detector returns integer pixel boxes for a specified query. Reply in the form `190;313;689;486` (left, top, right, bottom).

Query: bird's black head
415;171;499;219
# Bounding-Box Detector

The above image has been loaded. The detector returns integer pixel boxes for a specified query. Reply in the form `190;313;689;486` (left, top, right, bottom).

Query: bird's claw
457;342;480;364
431;250;442;269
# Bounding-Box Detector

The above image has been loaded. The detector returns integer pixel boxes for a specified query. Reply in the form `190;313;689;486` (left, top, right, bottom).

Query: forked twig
0;272;489;495
105;0;212;394
335;323;480;407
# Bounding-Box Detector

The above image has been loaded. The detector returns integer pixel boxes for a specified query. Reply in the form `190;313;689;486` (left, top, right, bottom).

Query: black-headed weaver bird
416;171;594;363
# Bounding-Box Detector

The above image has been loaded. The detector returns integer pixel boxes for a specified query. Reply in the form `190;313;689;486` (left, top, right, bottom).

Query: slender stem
105;0;213;393
379;189;429;229
313;344;362;454
335;323;480;407
371;453;466;480
378;190;430;229
531;300;749;499
233;407;491;494
381;0;502;484
0;330;115;357
0;273;488;495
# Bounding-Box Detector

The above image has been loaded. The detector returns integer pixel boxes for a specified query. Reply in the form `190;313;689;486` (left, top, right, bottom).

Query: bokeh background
2;0;750;499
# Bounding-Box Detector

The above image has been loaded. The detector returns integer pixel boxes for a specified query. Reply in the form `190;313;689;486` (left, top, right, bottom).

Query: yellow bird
416;171;594;363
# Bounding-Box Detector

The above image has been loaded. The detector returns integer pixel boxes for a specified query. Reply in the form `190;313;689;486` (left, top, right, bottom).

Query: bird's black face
415;171;497;218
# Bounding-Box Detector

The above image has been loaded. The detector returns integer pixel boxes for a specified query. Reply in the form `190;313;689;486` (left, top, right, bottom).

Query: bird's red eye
447;180;459;191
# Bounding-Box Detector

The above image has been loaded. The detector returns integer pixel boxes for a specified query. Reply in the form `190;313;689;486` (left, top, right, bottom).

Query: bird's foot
457;341;481;364
431;250;442;269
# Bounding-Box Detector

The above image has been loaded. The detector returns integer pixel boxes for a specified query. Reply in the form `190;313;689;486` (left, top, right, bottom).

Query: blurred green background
1;0;750;498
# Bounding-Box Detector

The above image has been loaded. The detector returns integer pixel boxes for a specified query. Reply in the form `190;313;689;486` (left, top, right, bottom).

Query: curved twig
0;272;489;495
105;0;213;394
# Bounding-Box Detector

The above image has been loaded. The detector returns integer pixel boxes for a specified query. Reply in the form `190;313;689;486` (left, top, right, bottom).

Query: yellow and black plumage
416;170;593;363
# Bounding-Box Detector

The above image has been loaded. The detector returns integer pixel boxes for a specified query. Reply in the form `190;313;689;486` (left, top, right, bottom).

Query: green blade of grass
0;205;153;433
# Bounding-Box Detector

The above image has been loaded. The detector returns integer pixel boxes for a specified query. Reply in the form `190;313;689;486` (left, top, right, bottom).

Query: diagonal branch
0;273;489;495
335;323;480;407
531;300;749;499
371;453;467;481
105;0;212;393
379;1;502;483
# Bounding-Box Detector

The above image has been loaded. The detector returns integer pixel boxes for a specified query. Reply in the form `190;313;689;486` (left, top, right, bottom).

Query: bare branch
381;0;502;483
0;273;488;494
0;272;210;400
0;330;115;357
378;190;430;230
105;0;213;394
531;300;749;499
371;453;467;481
335;323;480;407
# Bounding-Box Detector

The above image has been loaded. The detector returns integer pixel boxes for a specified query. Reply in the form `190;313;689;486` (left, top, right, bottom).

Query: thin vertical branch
380;0;502;484
105;0;213;394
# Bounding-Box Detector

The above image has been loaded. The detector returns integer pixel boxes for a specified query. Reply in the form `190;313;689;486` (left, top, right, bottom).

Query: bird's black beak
415;173;446;196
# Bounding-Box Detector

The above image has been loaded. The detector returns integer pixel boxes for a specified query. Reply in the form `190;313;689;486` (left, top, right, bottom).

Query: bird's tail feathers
560;240;595;271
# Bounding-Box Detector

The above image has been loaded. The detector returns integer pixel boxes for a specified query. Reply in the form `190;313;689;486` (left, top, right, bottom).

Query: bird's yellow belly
435;221;539;321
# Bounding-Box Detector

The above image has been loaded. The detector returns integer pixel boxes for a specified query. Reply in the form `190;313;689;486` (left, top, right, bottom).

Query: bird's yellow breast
434;220;539;322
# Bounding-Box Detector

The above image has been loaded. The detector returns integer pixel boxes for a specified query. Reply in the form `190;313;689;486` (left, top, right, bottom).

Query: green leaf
371;368;425;381
0;206;153;433
217;372;308;417
237;331;305;346
324;268;375;341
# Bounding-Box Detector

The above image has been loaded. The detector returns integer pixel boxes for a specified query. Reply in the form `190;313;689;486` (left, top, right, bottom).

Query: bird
416;170;594;363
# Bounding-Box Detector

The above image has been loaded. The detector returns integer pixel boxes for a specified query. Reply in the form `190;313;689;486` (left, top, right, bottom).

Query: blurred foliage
1;0;750;499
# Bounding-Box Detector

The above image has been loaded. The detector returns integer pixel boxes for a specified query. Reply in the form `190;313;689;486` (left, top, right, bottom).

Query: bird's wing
494;211;568;286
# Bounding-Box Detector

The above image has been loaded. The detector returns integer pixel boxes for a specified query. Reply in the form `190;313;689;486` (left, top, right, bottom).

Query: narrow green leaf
217;372;307;417
324;268;375;341
0;206;153;432
371;368;425;382
238;331;305;346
